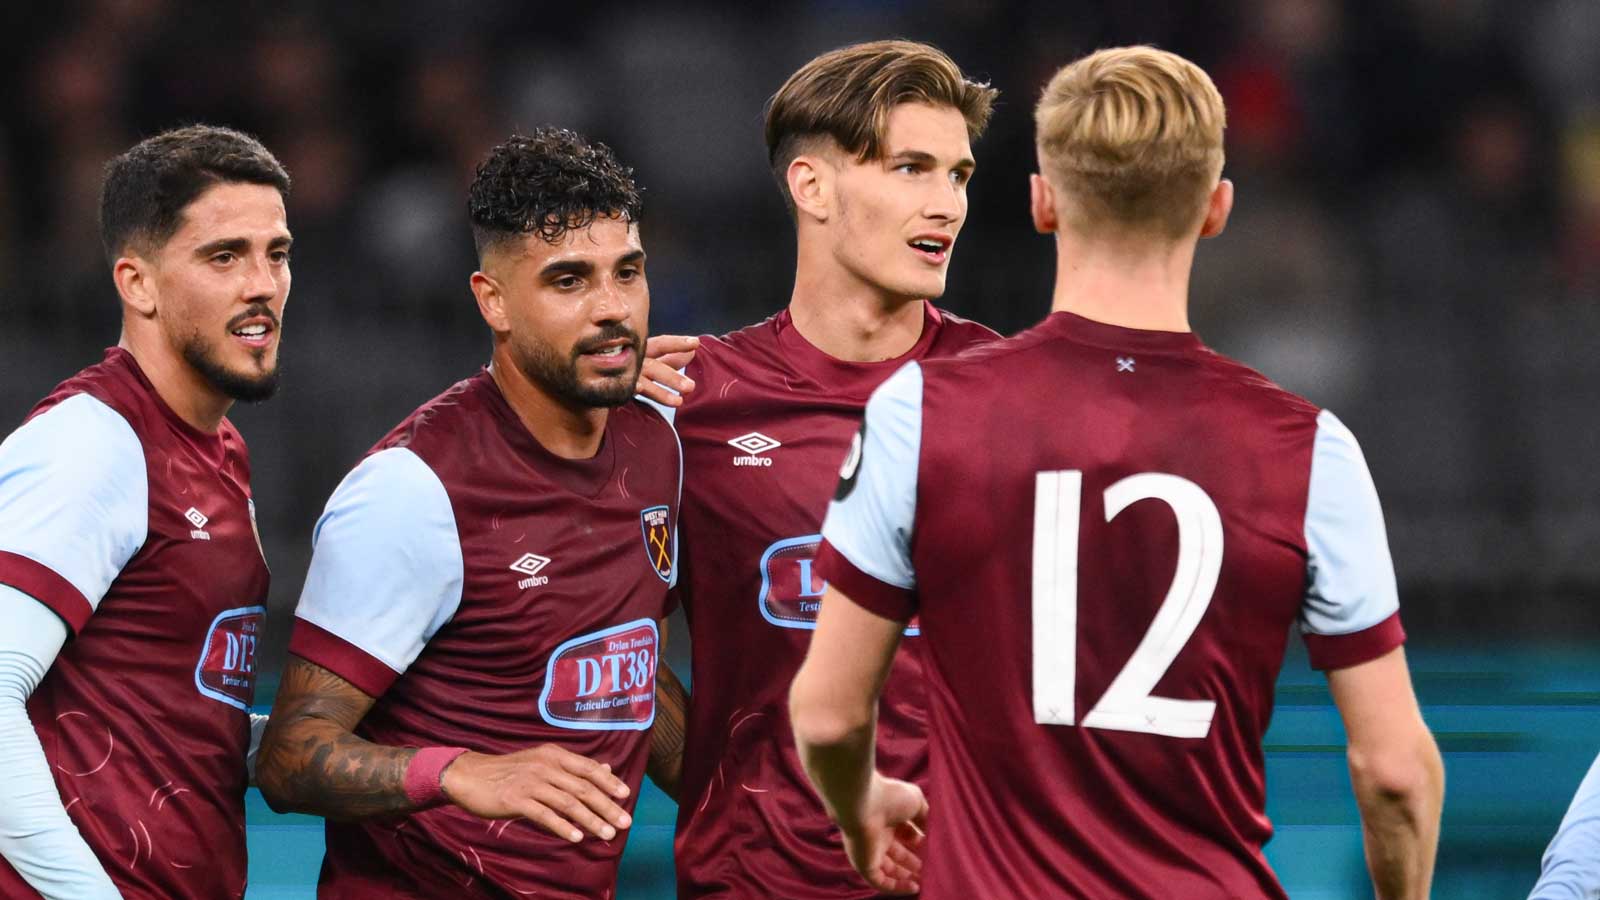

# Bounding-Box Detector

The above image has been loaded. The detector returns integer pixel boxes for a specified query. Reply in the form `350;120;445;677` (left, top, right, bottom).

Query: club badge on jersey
640;505;673;582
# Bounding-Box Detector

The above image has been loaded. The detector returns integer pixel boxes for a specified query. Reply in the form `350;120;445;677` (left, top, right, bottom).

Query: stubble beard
511;325;644;410
180;333;280;404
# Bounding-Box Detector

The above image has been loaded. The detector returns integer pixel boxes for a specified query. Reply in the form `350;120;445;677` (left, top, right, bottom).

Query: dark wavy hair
468;128;643;259
99;124;290;267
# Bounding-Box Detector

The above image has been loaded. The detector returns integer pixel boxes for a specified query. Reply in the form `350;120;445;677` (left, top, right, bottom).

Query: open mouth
908;234;952;264
230;318;277;348
579;338;637;370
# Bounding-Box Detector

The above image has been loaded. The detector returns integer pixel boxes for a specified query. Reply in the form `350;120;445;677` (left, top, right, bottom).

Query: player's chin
895;270;947;301
575;372;640;408
214;363;281;403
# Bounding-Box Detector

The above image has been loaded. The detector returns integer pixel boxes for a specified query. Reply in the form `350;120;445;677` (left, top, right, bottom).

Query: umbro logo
185;507;211;541
510;553;551;589
728;432;780;467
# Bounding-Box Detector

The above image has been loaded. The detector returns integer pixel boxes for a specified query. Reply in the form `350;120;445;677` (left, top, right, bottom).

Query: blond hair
1035;46;1225;238
766;40;998;215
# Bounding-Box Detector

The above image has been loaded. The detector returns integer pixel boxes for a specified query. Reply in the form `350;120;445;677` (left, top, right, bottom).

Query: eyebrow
540;259;596;279
889;149;977;171
193;234;295;257
540;249;646;279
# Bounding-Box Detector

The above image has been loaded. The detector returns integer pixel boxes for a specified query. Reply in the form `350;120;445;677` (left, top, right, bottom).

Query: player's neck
1048;234;1195;333
117;331;232;433
488;352;608;460
787;262;925;362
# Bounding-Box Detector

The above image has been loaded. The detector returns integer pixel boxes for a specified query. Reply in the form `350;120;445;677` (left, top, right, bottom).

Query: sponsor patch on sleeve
538;618;658;731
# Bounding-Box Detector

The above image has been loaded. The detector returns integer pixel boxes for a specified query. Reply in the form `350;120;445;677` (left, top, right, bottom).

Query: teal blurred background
242;642;1598;899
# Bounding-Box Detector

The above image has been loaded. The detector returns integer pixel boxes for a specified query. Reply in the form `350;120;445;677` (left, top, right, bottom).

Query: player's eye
897;163;920;175
554;275;582;290
950;169;969;186
617;267;640;282
211;252;237;265
270;250;292;265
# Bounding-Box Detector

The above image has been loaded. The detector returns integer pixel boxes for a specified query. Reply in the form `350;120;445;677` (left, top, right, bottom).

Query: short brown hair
1035;46;1226;238
764;39;998;215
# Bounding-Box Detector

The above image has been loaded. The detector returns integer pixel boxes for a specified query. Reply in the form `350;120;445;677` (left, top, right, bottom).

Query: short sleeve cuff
288;618;402;698
0;552;93;634
1303;611;1406;671
816;539;917;624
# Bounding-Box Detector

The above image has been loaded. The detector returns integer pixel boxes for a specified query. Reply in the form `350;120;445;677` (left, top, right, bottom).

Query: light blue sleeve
0;394;148;616
293;448;464;676
819;361;923;590
1530;752;1600;899
1300;409;1400;636
0;585;120;898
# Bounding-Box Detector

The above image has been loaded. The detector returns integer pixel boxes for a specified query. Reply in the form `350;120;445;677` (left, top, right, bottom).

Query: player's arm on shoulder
646;617;687;802
1303;411;1442;899
1327;648;1444;900
0;587;121;898
1529;751;1600;899
636;334;699;408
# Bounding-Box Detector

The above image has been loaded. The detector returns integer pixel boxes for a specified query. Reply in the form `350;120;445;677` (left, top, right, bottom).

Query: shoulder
316;447;455;543
8;392;147;482
927;305;1001;352
1192;348;1323;426
369;375;489;462
917;323;1056;385
687;315;784;377
613;400;684;473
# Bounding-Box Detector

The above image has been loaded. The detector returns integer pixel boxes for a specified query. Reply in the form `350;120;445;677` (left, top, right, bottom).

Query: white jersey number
1032;471;1222;738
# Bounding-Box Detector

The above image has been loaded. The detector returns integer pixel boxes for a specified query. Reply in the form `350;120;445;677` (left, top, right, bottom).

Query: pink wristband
404;746;469;809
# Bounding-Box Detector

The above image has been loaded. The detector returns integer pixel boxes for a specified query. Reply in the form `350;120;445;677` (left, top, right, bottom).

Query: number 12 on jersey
1033;470;1222;739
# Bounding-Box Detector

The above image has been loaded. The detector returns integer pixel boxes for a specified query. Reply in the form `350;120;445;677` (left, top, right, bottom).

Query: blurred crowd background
2;0;1598;660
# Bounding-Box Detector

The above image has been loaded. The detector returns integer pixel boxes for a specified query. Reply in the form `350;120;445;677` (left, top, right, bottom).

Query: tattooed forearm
256;656;421;820
648;660;688;802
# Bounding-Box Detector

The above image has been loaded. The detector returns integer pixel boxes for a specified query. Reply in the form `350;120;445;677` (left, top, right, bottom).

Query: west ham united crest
640;505;674;583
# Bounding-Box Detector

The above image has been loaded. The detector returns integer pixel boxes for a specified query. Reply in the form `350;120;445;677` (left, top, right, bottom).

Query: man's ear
470;269;510;334
1030;173;1059;235
788;154;832;225
1199;178;1234;239
113;254;158;318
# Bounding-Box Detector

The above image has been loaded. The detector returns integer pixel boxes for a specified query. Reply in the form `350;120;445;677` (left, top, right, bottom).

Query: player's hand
636;335;699;407
440;744;633;843
840;774;928;895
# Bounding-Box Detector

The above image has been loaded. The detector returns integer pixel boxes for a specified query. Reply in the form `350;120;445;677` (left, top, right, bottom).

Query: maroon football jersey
818;311;1406;899
669;302;996;898
0;348;269;899
286;371;681;899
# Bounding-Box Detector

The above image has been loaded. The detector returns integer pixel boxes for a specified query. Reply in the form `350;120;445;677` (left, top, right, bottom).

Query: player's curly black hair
467;128;643;259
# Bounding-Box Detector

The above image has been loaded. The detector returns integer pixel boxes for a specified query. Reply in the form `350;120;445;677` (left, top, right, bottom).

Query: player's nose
242;254;279;302
588;279;631;323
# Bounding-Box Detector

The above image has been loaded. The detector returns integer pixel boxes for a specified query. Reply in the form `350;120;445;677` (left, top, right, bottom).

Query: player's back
903;311;1395;898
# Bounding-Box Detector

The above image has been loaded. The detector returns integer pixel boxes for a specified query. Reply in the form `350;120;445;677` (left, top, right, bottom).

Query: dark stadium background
2;1;1597;897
